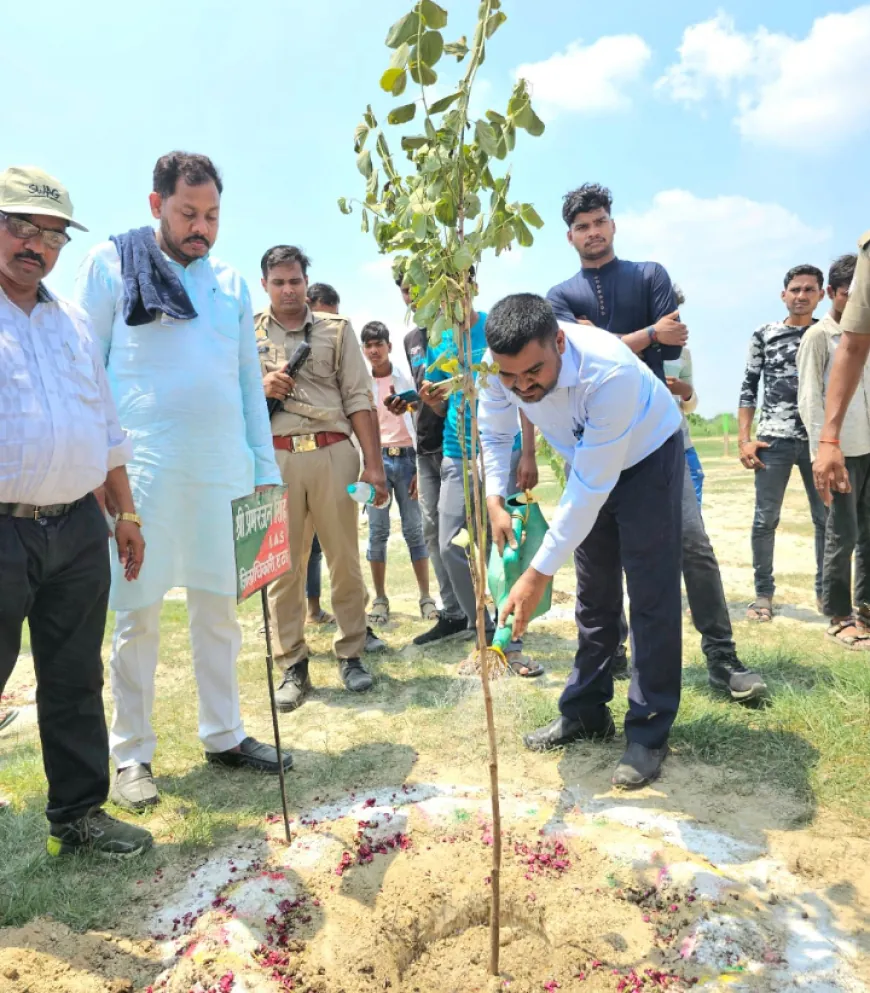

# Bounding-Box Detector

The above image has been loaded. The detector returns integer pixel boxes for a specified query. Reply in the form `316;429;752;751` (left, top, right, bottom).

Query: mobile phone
396;389;420;404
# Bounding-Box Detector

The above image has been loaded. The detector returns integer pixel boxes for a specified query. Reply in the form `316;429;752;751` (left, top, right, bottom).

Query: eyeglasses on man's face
0;211;71;251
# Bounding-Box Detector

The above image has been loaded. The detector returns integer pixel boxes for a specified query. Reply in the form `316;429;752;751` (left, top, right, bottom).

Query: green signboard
231;485;291;602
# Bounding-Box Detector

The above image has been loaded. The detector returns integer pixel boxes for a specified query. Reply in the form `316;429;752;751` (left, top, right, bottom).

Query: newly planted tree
340;0;545;974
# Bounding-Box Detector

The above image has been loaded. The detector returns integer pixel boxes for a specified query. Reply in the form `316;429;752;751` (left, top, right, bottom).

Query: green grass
2;450;868;933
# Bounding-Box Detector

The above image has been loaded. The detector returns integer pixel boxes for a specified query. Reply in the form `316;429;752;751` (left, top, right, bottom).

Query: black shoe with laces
413;615;472;646
612;644;630;681
48;808;153;859
339;657;373;692
275;659;312;712
708;658;767;702
365;626;387;652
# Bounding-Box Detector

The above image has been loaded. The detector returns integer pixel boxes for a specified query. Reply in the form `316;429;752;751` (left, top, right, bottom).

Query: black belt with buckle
383;446;415;458
0;499;84;520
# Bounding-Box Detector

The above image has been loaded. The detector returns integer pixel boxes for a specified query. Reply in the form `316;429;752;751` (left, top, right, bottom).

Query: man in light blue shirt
479;293;684;788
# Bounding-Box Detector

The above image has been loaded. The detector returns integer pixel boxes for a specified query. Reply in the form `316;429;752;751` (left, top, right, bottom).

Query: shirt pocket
209;289;241;341
58;336;102;407
310;339;336;379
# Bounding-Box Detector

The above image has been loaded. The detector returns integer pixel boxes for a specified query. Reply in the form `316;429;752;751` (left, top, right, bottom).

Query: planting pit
1;782;867;993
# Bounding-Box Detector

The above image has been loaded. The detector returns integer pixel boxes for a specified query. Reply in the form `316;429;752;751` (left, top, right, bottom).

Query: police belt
273;432;348;453
382;446;415;458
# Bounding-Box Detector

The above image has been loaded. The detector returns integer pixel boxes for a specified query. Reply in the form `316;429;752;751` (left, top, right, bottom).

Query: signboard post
232;485;292;842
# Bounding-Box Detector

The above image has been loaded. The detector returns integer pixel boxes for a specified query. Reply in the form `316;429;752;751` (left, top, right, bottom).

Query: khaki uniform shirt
842;230;870;336
256;305;374;437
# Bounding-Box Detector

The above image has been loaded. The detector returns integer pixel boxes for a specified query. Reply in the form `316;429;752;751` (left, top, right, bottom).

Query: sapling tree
340;0;545;974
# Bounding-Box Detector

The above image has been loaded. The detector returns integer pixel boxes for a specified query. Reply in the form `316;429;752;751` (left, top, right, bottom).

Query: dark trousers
306;533;322;600
752;436;826;601
561;432;684;749
822;453;870;617
0;496;111;824
680;460;737;663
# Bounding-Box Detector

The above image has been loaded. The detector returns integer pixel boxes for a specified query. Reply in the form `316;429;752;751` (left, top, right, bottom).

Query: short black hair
308;282;340;308
783;264;824;290
361;321;390;344
153;152;223;199
485;294;558;356
561;183;613;227
261;245;311;279
829;254;857;292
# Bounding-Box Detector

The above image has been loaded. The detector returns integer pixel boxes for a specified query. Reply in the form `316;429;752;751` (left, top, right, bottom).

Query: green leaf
409;59;438;86
408;188;436;215
386;11;420;48
444;36;468;60
474;119;500;156
419;30;444;66
513;98;545;136
401;135;429;151
435;196;457;226
452;245;475;271
520;203;544;229
485;109;505;125
356;149;372;178
353;122;369;153
411;213;428;241
391;69;407;96
429;91;461;113
389;42;410;69
360;210;369;233
364;104;378;129
366;166;379;198
387;102;417;125
380;67;404;92
511;216;534;247
337;197;352;215
485;11;507;37
419;0;448;29
463;192;482;219
503;122;516;152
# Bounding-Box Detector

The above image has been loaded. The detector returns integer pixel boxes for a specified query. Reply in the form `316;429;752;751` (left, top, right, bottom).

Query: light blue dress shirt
479;322;681;576
74;240;281;611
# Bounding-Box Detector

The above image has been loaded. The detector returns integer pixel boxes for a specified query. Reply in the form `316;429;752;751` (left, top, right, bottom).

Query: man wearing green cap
0;165;153;857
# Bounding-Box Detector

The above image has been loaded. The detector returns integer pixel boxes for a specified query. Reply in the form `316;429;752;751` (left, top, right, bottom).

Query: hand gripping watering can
487;491;553;660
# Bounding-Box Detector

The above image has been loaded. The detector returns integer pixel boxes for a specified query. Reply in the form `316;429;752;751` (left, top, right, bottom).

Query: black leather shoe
612;742;669;789
206;736;293;774
110;763;160;812
275;659;311;712
523;712;616;752
708;658;767;702
339;657;373;692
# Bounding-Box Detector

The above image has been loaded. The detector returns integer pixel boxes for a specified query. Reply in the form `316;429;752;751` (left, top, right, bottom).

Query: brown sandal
826;617;870;650
747;597;773;622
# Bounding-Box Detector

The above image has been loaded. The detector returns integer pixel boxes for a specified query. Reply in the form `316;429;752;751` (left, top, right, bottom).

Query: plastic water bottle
347;482;391;509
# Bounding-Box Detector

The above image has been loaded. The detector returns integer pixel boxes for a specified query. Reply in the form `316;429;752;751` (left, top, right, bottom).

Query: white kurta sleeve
238;279;282;487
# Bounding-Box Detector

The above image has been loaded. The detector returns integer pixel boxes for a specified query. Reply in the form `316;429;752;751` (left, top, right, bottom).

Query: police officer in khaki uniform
815;231;870;504
257;245;387;710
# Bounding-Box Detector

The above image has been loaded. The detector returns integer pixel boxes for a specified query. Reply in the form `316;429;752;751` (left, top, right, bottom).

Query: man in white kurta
74;151;288;812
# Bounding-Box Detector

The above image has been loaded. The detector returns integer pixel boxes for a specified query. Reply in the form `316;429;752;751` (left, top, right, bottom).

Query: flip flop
826;617;870;650
307;609;335;626
746;598;773;622
505;651;545;678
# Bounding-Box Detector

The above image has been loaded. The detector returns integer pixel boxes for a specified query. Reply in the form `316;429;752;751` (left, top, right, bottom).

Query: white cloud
514;35;652;116
657;7;870;149
616;189;831;414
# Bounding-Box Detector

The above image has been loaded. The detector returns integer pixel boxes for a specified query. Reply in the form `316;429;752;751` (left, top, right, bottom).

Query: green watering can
487;491;553;660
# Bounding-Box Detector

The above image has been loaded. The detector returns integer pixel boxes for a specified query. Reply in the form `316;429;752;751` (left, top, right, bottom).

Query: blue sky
4;0;868;415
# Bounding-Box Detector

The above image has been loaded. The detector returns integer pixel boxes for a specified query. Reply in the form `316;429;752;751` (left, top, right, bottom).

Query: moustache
15;251;45;269
184;236;209;248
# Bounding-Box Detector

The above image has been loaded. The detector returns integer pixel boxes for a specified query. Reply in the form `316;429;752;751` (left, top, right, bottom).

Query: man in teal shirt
421;310;542;676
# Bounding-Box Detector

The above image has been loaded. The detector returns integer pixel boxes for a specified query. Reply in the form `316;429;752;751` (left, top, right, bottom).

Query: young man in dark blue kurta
547;183;765;703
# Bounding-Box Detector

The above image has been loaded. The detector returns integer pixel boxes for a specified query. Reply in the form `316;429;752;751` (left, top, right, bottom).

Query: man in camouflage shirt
738;264;827;621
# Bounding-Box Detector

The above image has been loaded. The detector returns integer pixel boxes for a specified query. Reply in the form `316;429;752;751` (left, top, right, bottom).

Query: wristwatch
117;512;142;527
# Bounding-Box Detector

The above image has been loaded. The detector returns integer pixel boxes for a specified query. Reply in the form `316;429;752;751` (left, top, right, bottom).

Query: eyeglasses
0;211;71;250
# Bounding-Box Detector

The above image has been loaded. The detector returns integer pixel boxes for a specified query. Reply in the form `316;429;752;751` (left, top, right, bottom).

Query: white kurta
74;240;281;611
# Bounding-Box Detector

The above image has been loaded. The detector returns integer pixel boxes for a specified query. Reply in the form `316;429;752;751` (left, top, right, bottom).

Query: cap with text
0;165;88;232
